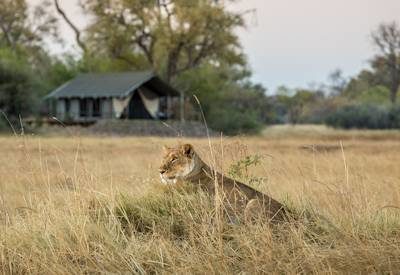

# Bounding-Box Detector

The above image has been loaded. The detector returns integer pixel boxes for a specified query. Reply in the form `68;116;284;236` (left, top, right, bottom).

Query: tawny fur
159;144;289;222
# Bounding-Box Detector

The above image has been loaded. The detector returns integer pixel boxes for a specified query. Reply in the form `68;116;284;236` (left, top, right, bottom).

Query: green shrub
388;105;400;128
175;65;268;135
207;107;263;135
0;51;38;120
325;104;393;129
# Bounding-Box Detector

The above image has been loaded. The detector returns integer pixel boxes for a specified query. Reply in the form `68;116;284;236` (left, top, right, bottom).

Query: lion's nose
159;167;166;174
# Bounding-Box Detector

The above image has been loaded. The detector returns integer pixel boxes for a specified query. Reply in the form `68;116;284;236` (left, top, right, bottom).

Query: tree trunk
390;75;399;104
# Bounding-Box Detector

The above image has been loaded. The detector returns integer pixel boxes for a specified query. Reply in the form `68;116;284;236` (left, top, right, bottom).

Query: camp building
45;71;179;122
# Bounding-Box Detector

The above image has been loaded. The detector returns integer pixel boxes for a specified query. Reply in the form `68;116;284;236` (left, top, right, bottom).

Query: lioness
159;144;289;223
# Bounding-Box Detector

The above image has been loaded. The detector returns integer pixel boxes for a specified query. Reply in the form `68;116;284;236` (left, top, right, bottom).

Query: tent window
93;98;101;117
80;99;88;117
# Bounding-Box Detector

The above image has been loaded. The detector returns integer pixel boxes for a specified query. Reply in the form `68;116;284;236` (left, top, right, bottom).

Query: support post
180;90;185;123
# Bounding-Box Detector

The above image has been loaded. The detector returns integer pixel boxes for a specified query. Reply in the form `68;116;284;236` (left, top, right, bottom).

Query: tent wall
51;84;175;122
70;99;80;120
55;98;79;121
56;100;66;120
112;96;132;118
101;98;113;118
138;87;160;118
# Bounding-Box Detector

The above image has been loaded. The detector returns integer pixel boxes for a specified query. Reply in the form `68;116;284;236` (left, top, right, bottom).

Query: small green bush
325;104;400;129
208;108;263;135
388;105;400;128
0;53;38;120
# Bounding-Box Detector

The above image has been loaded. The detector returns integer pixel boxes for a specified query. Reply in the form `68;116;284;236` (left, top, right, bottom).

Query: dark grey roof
45;71;179;99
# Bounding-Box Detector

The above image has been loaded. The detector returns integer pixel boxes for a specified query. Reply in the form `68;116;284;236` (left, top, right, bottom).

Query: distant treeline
248;22;400;130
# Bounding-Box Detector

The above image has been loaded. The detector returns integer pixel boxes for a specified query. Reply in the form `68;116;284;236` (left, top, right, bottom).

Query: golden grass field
1;125;400;274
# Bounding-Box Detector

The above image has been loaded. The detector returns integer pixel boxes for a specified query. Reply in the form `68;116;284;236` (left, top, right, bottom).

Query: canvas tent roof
45;71;179;99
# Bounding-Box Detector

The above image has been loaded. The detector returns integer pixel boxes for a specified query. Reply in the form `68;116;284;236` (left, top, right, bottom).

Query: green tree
0;49;37;120
69;0;246;82
327;69;347;95
0;0;61;99
371;22;400;103
342;69;391;105
0;0;66;123
0;0;58;54
174;64;267;134
273;86;328;124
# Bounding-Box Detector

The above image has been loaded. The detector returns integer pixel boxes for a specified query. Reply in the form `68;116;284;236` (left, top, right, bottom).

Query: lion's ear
163;145;171;154
181;144;193;158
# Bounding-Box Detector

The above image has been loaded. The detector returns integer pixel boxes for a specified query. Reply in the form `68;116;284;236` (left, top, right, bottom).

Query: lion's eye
171;157;177;163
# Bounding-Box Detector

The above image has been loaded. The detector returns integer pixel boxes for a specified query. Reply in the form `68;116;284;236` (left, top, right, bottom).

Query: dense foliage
325;104;400;129
0;54;35;118
174;65;269;134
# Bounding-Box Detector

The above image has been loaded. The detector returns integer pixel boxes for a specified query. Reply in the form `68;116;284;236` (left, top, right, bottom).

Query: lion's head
159;144;202;184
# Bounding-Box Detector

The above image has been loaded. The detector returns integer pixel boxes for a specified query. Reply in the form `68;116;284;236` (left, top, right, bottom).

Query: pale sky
34;0;400;93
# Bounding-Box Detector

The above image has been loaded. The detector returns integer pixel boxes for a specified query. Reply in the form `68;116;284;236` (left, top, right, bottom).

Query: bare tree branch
53;0;87;53
135;31;155;65
0;24;14;48
371;22;400;103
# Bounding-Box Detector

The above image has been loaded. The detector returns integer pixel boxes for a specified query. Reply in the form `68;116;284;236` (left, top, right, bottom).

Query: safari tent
44;71;179;122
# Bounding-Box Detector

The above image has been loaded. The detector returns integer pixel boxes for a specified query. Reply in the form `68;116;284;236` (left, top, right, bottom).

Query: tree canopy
371;21;400;103
79;0;246;82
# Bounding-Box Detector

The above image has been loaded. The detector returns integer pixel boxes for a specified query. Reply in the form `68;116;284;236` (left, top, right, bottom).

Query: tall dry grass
1;126;400;274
